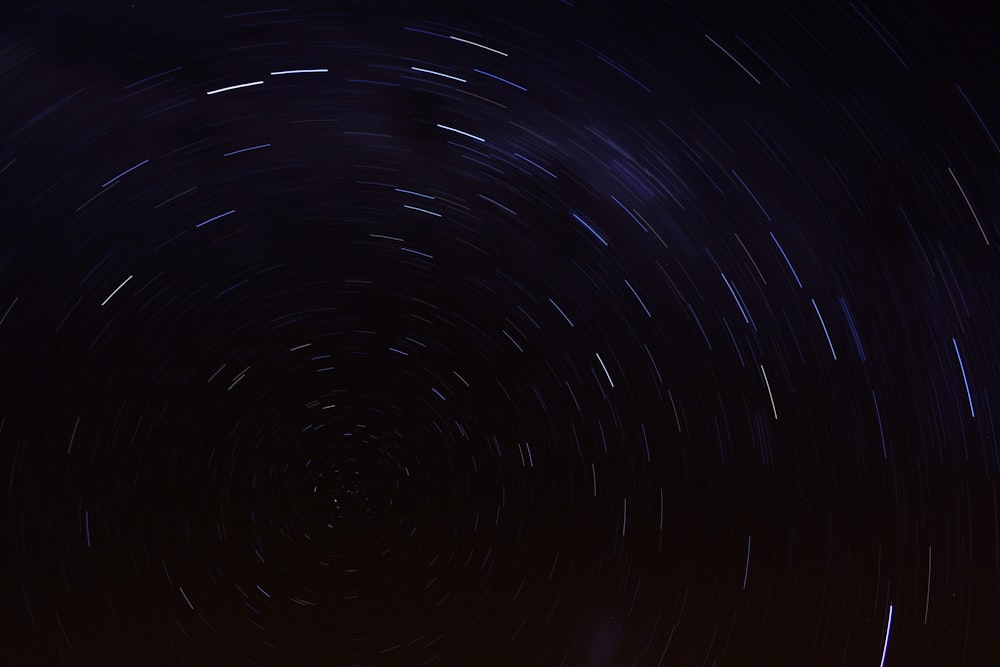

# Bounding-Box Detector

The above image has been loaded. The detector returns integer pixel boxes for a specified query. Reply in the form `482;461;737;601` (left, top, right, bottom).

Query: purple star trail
3;1;1000;665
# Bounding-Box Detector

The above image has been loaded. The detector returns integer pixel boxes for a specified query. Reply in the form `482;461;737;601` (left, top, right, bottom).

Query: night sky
3;1;1000;665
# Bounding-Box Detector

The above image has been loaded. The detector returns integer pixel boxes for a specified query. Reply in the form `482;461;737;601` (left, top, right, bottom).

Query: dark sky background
2;1;1000;665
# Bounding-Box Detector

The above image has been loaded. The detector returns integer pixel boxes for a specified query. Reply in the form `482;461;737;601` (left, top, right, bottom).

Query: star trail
3;1;1000;665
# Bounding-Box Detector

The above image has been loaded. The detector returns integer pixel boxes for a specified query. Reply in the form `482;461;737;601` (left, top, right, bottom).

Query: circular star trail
3;1;1000;665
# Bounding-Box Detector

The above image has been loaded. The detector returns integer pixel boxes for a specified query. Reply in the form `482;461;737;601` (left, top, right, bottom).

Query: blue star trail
2;2;999;666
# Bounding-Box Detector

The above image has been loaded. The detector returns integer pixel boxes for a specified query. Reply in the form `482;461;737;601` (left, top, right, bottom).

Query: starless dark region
2;0;999;665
